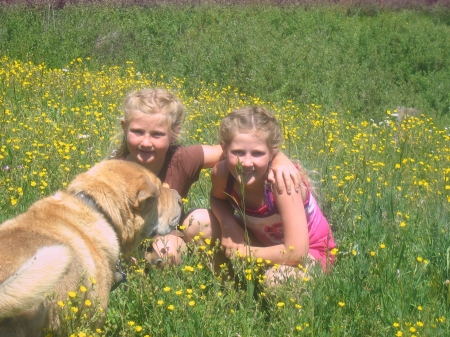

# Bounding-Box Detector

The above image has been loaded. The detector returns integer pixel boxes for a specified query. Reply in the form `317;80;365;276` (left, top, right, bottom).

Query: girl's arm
210;161;248;256
201;145;224;169
202;145;301;194
268;151;301;195
235;186;310;266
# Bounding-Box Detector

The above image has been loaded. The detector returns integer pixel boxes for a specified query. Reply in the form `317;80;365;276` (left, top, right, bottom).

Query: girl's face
122;111;174;173
223;132;276;187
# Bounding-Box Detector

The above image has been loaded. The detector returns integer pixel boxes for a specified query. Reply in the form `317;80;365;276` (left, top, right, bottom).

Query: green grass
1;4;450;117
1;3;450;336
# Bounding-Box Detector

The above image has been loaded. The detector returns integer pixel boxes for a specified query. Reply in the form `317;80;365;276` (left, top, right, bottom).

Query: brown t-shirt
157;145;204;199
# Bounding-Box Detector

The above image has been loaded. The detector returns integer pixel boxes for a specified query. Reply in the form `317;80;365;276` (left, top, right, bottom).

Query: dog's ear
133;174;161;210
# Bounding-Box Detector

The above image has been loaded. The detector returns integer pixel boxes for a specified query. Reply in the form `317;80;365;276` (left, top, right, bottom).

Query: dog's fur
0;160;181;337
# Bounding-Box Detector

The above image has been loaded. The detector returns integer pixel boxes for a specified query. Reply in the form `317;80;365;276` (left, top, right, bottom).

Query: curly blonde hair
110;88;184;159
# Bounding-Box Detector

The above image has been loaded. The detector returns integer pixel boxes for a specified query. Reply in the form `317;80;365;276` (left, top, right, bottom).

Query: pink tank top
225;173;336;267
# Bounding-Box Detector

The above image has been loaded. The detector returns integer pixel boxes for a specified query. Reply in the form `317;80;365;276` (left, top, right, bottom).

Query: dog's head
67;160;182;255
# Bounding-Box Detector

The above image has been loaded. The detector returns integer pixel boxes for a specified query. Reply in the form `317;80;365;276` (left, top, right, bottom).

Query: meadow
1;2;450;337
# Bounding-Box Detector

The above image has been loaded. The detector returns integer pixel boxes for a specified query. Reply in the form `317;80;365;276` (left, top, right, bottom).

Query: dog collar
74;192;118;240
111;260;127;291
73;192;127;291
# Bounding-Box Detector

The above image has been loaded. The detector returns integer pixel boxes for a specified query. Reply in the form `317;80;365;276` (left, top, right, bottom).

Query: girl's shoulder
210;160;230;199
211;159;229;178
167;144;203;162
272;180;309;205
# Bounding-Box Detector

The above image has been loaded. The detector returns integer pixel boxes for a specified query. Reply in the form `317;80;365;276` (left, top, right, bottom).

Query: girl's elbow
285;246;309;264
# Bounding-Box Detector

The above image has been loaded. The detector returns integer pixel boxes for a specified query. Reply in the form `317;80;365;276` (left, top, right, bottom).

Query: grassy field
1;2;450;117
1;2;450;337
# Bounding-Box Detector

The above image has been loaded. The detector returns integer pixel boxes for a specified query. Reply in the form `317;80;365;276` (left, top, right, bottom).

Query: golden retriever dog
0;160;182;337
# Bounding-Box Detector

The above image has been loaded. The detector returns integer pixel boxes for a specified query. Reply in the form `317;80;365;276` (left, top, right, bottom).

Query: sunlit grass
1;56;449;335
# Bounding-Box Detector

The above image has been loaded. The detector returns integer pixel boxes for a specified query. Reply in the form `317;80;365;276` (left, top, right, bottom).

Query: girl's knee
264;255;316;287
183;209;219;242
264;265;300;287
149;234;186;266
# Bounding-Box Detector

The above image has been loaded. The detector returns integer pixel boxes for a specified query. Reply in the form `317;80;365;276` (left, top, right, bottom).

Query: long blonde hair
110;88;184;159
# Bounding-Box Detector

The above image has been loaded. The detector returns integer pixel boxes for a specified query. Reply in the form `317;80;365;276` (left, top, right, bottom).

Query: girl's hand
268;152;301;195
220;236;246;258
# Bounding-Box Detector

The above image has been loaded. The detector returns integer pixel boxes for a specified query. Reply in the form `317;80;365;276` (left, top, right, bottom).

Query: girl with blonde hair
111;89;302;265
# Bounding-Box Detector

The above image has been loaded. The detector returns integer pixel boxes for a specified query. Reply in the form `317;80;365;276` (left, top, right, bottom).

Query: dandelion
167;305;175;311
68;291;77;298
84;300;92;307
370;251;376;257
79;285;87;293
395;331;403;337
127;321;135;326
135;326;143;332
338;302;345;307
330;248;338;255
189;301;195;306
163;286;171;292
380;243;386;249
70;307;78;313
296;326;302;331
182;266;194;272
417;257;423;262
157;300;164;305
57;301;65;307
